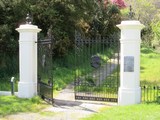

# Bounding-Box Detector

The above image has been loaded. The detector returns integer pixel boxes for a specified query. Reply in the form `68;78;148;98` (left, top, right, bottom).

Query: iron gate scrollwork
37;38;53;104
75;31;120;102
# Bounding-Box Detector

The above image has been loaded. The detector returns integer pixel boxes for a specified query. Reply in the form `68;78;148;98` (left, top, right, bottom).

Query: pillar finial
26;13;32;24
128;5;135;20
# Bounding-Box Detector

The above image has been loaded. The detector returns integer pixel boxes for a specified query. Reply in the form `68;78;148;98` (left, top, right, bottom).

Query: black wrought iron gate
37;38;53;104
75;31;120;102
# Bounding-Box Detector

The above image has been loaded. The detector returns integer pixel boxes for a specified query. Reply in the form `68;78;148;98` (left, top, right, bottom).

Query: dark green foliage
88;3;120;37
0;0;28;79
0;0;121;82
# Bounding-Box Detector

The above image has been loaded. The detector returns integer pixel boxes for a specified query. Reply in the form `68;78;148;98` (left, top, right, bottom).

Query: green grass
40;111;58;116
140;47;160;85
82;103;160;120
53;66;74;91
140;47;160;102
0;96;48;117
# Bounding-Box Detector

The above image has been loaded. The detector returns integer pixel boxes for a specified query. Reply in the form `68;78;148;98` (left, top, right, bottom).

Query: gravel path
1;83;117;120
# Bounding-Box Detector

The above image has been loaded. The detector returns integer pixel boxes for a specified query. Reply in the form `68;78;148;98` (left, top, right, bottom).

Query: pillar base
118;87;141;106
18;82;37;98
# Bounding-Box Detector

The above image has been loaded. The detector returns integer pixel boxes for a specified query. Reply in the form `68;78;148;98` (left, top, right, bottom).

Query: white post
117;21;144;105
16;24;41;98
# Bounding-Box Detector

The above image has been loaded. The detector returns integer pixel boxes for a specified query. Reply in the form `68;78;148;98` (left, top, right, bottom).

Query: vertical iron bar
147;86;148;102
117;39;120;97
102;37;105;98
144;86;146;102
109;39;112;97
141;86;143;102
95;37;97;97
149;86;151;101
97;37;100;98
51;40;54;105
75;33;79;99
79;36;82;97
157;86;159;102
74;32;76;99
106;39;109;99
154;86;155;101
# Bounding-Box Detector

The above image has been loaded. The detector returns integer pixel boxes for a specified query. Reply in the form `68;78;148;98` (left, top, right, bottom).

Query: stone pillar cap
121;20;141;25
16;24;41;33
117;20;145;30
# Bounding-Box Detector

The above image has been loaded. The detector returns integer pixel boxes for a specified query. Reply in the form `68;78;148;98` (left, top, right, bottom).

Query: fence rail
141;85;160;103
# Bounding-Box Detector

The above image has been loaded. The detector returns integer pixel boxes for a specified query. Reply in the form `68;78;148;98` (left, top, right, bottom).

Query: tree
124;0;160;47
71;0;121;37
111;0;126;8
0;0;122;78
0;0;29;78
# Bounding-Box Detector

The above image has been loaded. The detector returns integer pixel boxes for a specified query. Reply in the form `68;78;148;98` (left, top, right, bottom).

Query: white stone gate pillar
117;21;144;105
16;23;41;98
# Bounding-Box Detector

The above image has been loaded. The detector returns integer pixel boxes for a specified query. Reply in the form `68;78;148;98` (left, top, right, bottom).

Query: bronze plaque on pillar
124;56;134;72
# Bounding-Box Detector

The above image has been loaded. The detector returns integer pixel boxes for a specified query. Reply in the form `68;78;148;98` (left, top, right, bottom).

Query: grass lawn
82;103;160;120
140;47;160;85
0;96;48;117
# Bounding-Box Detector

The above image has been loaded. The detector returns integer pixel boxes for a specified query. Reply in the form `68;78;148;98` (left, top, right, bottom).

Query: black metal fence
141;85;160;103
